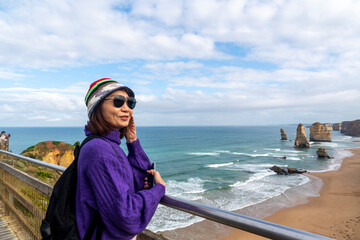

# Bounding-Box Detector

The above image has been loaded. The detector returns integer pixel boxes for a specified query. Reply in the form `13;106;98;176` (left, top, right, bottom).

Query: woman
76;78;166;240
0;131;7;142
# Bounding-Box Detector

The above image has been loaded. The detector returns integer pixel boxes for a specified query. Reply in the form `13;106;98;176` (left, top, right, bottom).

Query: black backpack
40;135;104;240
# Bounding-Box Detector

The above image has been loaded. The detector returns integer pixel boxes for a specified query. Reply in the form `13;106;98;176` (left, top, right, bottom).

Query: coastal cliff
341;121;351;134
295;123;310;148
340;120;360;137
21;141;75;167
310;122;332;142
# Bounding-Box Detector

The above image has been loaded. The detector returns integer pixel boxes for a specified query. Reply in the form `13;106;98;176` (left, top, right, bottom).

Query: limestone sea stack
310;122;332;142
295;123;310;148
333;123;342;131
316;147;330;158
280;128;287;140
323;123;333;131
340;120;360;136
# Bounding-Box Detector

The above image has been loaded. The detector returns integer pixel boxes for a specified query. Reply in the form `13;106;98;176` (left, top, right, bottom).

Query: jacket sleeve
86;142;165;238
126;139;152;192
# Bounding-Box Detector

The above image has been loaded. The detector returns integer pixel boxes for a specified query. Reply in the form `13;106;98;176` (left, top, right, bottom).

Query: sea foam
206;162;233;168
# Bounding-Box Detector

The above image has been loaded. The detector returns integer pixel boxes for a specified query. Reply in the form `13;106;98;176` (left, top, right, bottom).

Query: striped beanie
85;78;134;118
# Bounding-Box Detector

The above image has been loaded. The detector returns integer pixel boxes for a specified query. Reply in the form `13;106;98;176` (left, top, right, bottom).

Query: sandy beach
161;147;360;240
222;147;360;240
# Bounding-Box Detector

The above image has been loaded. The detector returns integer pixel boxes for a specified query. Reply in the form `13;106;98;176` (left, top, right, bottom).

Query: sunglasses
104;95;136;109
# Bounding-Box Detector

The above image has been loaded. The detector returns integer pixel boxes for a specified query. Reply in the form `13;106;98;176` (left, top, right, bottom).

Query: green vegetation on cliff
21;140;75;160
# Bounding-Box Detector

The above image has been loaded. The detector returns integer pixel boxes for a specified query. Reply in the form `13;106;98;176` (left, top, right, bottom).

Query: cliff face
341;121;352;134
310;122;332;142
280;128;287;140
333;123;342;131
295;123;310;148
341;120;360;137
21;141;75;167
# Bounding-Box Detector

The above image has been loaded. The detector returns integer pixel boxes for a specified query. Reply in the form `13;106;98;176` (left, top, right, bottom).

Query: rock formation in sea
280;128;287;140
21;141;75;167
310;122;332;142
333;123;342;131
295;123;310;148
323;123;333;131
340;120;360;136
316;147;330;159
270;165;307;175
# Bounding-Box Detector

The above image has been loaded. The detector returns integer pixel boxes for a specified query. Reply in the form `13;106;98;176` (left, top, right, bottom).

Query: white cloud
0;0;223;68
28;116;47;120
0;0;359;126
133;86;360;126
0;69;27;80
47;118;62;122
137;86;357;113
1;0;359;71
0;85;87;126
132;0;183;26
145;61;203;71
0;104;15;112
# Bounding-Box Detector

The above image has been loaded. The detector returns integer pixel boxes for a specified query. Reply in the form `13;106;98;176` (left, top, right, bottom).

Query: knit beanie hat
85;78;135;118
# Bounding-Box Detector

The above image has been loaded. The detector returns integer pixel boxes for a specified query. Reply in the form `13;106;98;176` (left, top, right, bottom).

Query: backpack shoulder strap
77;135;106;240
74;135;105;159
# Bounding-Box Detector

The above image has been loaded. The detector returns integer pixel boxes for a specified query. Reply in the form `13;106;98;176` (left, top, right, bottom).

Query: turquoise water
3;125;360;232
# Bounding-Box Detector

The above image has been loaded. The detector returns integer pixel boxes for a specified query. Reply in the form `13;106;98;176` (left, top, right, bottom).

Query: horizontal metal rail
0;150;66;172
0;149;334;240
160;196;333;240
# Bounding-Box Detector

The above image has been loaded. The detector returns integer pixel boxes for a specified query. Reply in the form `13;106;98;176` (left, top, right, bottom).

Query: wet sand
160;148;360;240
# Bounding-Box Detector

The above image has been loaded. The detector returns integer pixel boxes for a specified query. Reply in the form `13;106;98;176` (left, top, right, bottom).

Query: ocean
3;125;360;232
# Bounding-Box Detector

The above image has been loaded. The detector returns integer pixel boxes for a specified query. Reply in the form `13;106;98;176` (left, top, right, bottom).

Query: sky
0;0;359;127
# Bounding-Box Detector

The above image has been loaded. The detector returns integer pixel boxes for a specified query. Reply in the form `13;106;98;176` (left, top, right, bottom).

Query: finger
130;117;136;130
128;116;134;126
147;170;155;175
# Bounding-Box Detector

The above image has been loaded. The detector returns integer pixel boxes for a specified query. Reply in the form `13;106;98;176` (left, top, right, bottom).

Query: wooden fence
0;160;52;239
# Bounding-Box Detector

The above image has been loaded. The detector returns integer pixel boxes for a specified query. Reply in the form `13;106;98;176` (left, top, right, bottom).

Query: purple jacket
76;126;165;240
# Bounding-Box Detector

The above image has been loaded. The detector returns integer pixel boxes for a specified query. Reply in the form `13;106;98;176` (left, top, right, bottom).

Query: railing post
4;188;10;216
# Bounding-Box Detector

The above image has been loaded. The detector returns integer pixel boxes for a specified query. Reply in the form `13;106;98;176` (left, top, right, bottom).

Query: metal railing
0;149;334;240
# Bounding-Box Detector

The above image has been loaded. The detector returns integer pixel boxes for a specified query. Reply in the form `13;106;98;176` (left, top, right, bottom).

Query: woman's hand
145;170;166;189
123;116;137;143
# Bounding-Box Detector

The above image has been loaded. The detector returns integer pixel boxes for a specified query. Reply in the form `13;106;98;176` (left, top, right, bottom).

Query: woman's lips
120;116;129;121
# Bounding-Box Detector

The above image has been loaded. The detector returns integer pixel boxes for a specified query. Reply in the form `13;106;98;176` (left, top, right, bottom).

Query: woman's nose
120;103;131;111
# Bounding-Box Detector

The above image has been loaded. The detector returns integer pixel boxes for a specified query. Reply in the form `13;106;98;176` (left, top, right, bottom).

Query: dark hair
87;101;113;136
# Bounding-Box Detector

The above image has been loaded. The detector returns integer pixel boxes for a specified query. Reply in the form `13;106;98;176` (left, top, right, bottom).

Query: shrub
21;145;35;154
36;170;53;179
